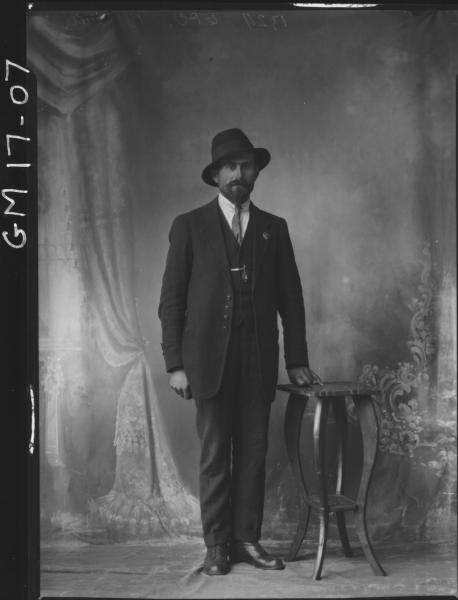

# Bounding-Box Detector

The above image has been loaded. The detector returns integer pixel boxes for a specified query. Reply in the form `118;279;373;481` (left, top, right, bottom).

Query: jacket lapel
251;203;272;291
199;197;232;286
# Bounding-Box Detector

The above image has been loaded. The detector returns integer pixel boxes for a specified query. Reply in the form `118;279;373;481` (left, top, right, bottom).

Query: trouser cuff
204;532;231;547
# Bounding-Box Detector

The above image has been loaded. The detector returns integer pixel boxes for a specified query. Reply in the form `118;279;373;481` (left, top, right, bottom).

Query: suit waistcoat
218;206;255;329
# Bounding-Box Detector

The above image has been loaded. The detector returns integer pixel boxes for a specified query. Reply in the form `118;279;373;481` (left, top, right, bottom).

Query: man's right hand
169;369;193;400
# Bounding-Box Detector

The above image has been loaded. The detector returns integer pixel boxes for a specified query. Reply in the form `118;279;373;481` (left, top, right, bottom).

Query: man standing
159;128;320;576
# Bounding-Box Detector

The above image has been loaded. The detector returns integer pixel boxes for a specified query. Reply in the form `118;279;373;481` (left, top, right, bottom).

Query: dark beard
219;181;253;205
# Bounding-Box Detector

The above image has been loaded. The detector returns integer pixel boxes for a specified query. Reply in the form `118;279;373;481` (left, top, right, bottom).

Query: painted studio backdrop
28;9;456;546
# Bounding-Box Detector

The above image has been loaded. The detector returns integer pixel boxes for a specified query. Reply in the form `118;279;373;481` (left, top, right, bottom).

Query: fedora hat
201;128;271;186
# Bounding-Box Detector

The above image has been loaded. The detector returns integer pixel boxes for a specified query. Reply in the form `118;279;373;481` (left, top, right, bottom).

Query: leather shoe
231;541;285;570
203;543;231;576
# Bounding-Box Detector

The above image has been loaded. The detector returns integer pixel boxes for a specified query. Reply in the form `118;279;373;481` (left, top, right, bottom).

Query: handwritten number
6;135;30;156
242;13;255;30
3;60;30;249
176;12;218;26
9;84;29;105
206;13;218;26
175;11;285;29
176;12;187;26
272;15;287;31
242;13;287;30
5;59;30;81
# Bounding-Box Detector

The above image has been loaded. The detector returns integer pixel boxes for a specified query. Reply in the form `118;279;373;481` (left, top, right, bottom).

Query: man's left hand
287;366;323;387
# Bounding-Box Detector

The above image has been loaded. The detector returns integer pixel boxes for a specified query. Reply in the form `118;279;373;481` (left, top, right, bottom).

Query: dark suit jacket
158;197;309;402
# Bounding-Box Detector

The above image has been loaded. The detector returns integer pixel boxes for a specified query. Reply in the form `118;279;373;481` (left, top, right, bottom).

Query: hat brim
201;148;271;186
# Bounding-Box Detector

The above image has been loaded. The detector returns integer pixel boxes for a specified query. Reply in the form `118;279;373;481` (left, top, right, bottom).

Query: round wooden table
277;381;387;580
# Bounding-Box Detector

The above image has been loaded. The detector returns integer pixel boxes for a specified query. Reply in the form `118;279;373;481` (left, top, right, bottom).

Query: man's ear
254;157;261;176
211;166;219;185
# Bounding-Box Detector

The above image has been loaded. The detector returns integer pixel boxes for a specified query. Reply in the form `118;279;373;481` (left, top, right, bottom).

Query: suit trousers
195;321;272;547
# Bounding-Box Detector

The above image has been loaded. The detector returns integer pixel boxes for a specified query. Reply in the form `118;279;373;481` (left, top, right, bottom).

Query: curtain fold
28;13;136;116
31;12;200;540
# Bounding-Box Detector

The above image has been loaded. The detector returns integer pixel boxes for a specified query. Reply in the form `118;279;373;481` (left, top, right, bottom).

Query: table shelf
306;493;357;512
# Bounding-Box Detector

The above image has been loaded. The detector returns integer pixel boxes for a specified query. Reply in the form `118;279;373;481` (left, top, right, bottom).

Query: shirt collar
218;193;251;213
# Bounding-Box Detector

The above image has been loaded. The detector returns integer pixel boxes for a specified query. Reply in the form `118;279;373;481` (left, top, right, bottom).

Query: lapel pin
262;231;270;240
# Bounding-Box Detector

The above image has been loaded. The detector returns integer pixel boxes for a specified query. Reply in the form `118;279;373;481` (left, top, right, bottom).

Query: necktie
231;204;242;245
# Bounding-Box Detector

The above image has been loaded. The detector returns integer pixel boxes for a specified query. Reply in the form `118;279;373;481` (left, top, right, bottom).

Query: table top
277;381;379;397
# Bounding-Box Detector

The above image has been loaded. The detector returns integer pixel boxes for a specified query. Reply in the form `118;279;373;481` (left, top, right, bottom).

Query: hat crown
211;128;255;163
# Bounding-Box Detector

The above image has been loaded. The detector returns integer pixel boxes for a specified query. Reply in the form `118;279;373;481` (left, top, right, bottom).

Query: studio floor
40;536;456;599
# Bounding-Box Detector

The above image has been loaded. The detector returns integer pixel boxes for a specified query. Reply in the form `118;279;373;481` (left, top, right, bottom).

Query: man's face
212;152;259;205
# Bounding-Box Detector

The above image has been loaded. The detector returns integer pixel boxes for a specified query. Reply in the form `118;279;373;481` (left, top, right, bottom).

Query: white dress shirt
218;193;250;241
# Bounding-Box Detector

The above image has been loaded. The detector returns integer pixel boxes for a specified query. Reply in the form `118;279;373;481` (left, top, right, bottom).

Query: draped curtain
29;12;200;540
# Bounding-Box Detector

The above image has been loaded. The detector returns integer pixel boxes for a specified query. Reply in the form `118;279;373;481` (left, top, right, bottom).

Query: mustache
230;180;248;188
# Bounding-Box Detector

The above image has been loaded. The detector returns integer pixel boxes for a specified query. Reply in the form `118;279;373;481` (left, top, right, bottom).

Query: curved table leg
313;398;329;580
313;512;329;580
284;393;310;561
332;397;353;558
353;395;386;576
